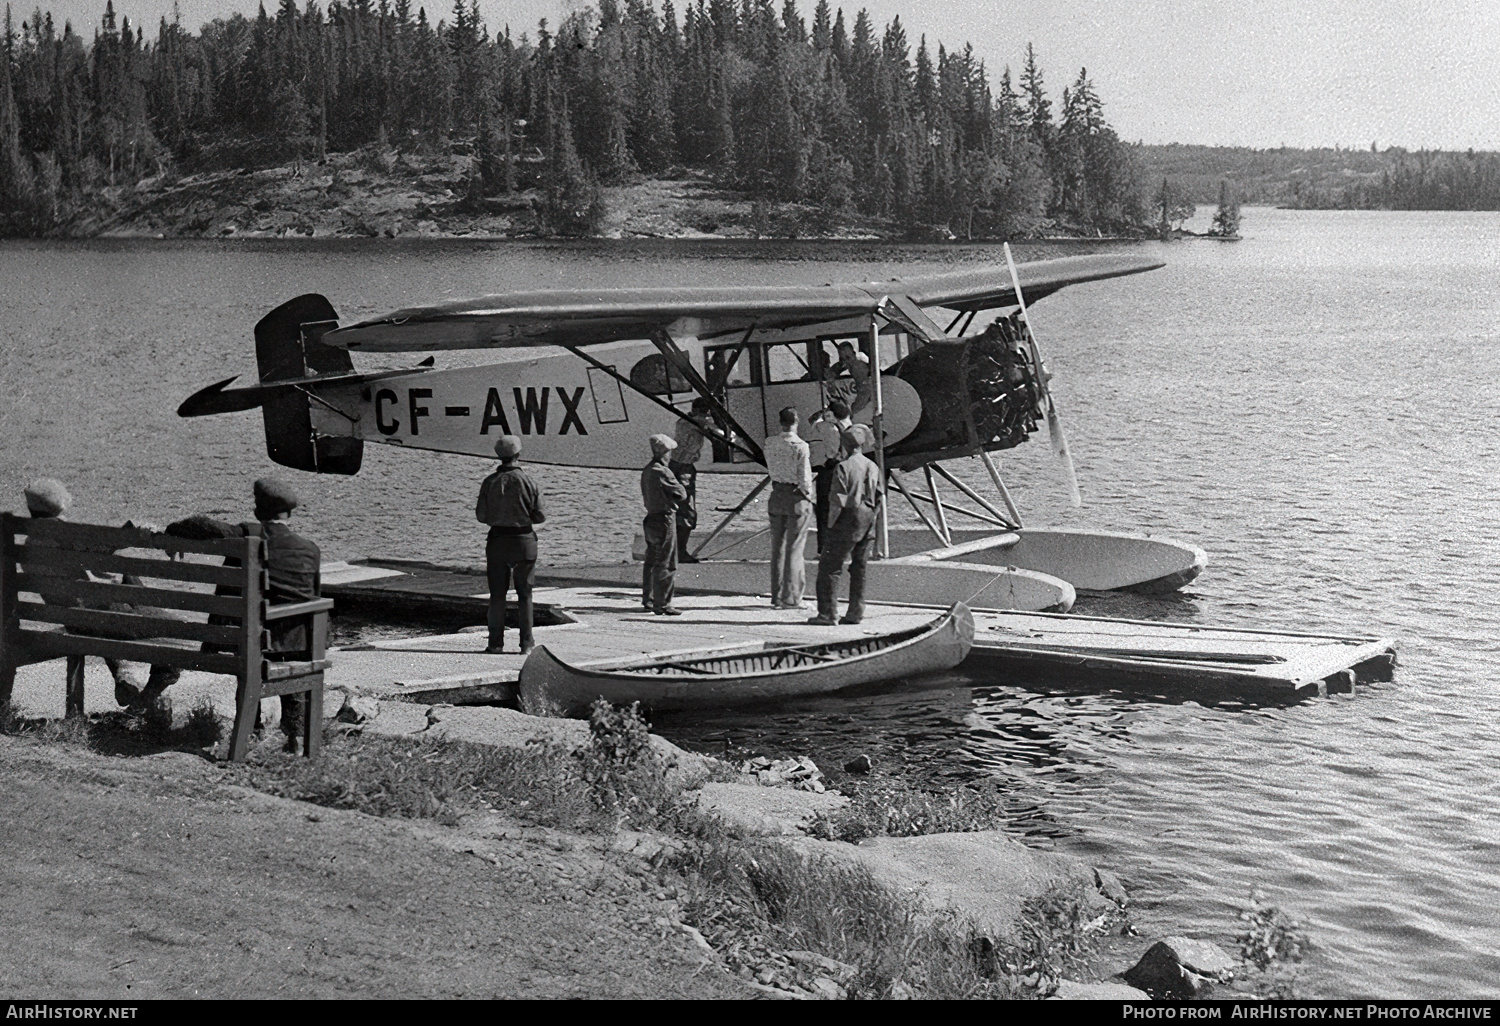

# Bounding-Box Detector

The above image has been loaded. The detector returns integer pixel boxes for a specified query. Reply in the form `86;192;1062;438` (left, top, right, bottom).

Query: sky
16;0;1500;150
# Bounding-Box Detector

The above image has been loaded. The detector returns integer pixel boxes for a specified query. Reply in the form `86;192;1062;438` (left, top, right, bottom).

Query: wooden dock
318;560;1397;706
3;560;1397;721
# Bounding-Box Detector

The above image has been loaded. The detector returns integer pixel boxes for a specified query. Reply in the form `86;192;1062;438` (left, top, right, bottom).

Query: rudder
254;294;364;476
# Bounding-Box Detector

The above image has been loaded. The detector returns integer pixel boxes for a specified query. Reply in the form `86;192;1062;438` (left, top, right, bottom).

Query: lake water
3;208;1499;996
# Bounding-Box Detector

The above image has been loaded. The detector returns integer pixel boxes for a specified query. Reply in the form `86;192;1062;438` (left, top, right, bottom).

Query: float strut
931;462;1019;530
691;477;770;559
925;465;952;542
977;450;1025;529
902;489;1012;528
890;471;950;547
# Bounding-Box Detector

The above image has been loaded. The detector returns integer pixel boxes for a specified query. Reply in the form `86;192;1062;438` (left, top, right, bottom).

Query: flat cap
494;435;522;460
253;477;299;518
24;478;72;517
648;433;678;456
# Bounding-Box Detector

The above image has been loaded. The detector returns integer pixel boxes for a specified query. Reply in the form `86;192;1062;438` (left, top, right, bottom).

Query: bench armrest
263;597;335;621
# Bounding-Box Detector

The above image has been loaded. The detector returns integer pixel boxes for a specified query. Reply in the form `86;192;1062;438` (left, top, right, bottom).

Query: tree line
0;0;1153;236
1136;143;1500;211
1286;150;1500;211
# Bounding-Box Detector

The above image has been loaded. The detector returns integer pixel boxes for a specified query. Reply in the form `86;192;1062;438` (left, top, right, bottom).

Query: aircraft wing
894;252;1165;311
324;253;1163;353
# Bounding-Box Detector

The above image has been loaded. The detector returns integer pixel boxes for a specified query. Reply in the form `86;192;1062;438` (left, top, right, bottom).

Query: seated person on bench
166;478;321;754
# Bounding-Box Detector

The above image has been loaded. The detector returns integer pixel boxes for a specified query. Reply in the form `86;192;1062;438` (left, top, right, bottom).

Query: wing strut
649;329;765;466
565;345;763;465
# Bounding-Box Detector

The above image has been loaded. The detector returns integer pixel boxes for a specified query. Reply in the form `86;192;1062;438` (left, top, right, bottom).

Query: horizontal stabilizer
176;367;430;418
177;376;259;417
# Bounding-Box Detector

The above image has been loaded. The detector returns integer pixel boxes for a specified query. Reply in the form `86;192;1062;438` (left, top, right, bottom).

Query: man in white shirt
831;341;873;414
762;406;813;609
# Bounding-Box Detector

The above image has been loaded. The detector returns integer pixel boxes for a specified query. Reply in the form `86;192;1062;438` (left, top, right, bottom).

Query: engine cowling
883;319;1041;470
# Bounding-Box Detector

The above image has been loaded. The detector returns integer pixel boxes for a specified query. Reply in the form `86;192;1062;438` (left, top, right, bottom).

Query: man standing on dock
763;407;813;609
671;401;707;563
809;431;883;626
641;433;688;616
810;399;874;553
476;435;546;654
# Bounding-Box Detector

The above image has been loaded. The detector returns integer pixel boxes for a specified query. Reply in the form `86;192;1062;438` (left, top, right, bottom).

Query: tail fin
254;294;364;476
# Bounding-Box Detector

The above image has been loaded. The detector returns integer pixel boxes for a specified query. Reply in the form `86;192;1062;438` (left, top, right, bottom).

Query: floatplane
179;246;1205;613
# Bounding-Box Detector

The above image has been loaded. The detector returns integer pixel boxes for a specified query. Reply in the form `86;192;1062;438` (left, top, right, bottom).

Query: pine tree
1209;178;1240;236
809;0;829;51
542;91;603;234
1020;43;1049;141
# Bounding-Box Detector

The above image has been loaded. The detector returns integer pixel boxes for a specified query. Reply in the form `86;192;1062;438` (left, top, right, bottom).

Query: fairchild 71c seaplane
179;247;1206;613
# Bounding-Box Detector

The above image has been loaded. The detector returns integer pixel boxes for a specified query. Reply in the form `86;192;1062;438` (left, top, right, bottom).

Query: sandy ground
0;735;743;999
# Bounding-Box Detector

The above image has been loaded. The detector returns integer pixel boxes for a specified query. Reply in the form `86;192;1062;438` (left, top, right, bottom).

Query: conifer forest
0;0;1155;237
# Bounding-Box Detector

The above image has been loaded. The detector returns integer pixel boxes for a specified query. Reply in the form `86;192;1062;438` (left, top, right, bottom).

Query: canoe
518;603;975;716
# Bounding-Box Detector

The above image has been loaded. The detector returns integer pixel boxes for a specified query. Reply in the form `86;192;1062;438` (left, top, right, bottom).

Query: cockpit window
764;343;813;383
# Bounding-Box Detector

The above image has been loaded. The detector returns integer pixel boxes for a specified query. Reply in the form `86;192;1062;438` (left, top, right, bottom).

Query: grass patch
233;699;682;833
807;780;1012;842
236;732;611;829
1;697;223;756
670;835;1100;999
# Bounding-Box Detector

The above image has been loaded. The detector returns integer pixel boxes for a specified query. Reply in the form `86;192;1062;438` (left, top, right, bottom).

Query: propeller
1003;242;1082;507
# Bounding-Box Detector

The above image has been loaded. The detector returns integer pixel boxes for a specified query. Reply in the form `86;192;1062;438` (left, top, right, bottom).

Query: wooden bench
0;513;332;761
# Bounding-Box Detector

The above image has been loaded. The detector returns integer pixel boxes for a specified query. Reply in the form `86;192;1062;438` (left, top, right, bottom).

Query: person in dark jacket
166;477;321;753
641;433;688;616
475;435;546;654
808;431;884;626
670;402;708;563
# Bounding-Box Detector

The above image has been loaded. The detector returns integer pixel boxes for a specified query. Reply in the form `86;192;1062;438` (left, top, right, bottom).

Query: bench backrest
0;513;269;677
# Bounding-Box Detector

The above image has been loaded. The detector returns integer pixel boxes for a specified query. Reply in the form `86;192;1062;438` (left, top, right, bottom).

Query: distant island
1;0;1164;239
1134;143;1500;211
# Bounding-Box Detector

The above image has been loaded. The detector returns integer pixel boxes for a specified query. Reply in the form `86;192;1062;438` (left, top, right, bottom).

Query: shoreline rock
1121;936;1237;999
23;148;1151;243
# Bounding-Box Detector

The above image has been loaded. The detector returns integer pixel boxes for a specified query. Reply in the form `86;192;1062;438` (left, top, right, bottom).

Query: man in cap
17;479;92;709
476;435;546;654
640;433;688;616
23;478;72;518
809;399;873;552
17;479;180;716
808;429;884;626
166;477;321;753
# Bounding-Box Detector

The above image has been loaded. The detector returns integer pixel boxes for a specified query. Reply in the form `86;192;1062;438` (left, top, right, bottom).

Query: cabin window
629;353;691;395
764;343;814;383
817;339;872;379
705;345;754;389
